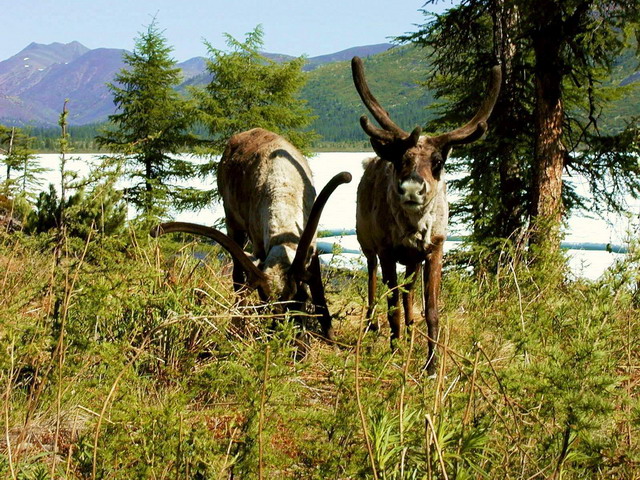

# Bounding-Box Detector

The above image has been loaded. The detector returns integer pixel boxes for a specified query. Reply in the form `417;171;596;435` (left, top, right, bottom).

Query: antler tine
360;115;397;142
151;221;271;295
352;56;407;138
290;172;353;280
434;65;502;147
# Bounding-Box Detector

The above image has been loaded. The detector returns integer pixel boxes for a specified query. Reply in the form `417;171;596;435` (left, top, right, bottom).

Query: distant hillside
176;45;396;93
303;43;393;71
0;42;91;124
0;42;395;127
0;41;89;93
306;43;640;146
177;56;207;81
0;42;209;126
262;44;393;71
0;42;125;125
303;45;438;146
0;40;637;146
23;48;126;125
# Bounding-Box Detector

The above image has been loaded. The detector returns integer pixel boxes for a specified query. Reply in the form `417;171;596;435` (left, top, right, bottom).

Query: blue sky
2;0;455;61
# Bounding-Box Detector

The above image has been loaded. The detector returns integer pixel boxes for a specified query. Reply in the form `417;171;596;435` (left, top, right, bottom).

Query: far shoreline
30;140;373;155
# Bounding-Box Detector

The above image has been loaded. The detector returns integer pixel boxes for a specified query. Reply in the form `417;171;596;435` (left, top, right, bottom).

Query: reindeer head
151;171;352;310
351;57;501;215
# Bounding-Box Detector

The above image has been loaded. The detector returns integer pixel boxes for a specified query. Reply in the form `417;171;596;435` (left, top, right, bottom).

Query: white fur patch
362;157;376;169
412;180;445;249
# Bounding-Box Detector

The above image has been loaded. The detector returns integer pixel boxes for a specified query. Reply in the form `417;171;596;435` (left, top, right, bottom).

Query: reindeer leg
225;227;250;335
380;253;401;349
364;252;379;332
402;262;421;332
307;253;334;341
424;241;443;374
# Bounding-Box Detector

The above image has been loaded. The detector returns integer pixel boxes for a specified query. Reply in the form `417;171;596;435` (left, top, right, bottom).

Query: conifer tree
29;102;126;237
0;125;47;198
194;25;317;180
97;19;199;216
402;0;640;258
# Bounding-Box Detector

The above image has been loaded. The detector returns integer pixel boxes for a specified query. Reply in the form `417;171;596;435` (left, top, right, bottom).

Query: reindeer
351;57;501;373
152;128;351;341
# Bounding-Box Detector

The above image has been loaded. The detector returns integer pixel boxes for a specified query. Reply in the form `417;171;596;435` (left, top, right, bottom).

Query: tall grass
0;228;638;479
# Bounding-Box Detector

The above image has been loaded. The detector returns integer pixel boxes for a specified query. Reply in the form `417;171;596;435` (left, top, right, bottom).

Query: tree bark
6;127;15;180
530;14;565;250
493;0;526;239
531;78;564;223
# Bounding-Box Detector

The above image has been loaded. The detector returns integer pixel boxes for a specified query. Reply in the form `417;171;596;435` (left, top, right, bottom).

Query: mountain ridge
0;40;637;141
0;41;396;126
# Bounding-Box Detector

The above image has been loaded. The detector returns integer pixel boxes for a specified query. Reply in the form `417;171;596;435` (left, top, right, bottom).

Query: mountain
21;48;126;125
303;43;393;70
0;41;89;94
0;41;93;124
0;40;637;137
0;43;213;125
178;56;207;81
0;42;123;125
262;43;394;71
0;41;396;127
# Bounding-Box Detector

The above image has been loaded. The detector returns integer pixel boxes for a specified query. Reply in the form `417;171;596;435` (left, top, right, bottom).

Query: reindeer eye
432;153;444;173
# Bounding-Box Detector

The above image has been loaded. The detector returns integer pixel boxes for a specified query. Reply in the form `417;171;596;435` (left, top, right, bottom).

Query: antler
433;65;502;147
151;221;271;296
290;171;353;280
352;56;405;137
352;56;421;147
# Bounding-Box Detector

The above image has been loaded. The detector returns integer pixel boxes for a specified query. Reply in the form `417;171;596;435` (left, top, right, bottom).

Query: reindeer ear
370;127;421;163
370;137;395;160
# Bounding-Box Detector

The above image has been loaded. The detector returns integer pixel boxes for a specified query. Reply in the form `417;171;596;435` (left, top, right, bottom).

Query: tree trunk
145;157;154;213
493;0;526;239
532;75;564;221
6;127;15;180
530;18;565;251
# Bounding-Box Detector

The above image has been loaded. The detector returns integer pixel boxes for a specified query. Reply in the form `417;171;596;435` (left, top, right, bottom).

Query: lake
31;153;639;280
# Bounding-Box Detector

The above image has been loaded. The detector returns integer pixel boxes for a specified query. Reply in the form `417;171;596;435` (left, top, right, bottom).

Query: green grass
1;228;639;479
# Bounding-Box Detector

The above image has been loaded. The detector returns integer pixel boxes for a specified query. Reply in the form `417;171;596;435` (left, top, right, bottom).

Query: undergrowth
0;228;638;479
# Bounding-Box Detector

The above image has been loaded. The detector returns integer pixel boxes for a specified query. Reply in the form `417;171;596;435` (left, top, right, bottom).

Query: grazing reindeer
351;57;501;372
152;128;351;341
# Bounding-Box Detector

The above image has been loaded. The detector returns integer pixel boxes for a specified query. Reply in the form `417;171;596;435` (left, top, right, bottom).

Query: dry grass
1;231;639;479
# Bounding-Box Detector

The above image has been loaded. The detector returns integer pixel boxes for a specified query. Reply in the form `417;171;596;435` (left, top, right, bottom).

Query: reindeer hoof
367;321;379;333
322;327;336;343
294;331;311;361
424;356;438;376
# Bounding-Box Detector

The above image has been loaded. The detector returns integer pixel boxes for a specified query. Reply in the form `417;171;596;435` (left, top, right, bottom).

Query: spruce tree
402;0;640;259
194;25;317;180
0;125;47;199
97;19;199;216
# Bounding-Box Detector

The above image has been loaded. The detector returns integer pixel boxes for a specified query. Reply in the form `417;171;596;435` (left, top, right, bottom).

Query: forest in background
8;39;640;152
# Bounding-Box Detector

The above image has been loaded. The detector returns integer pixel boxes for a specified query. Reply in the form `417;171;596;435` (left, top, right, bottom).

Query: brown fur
150;128;351;339
152;128;351;341
218;128;315;262
351;57;501;373
217;128;333;339
356;138;448;374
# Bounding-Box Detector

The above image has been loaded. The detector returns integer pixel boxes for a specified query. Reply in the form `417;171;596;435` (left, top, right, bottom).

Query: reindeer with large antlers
152;128;351;341
351;57;501;373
